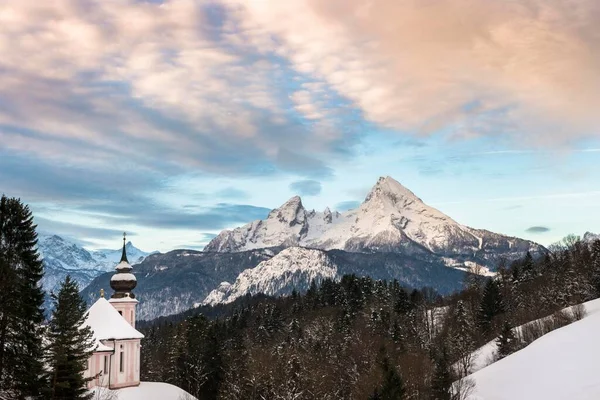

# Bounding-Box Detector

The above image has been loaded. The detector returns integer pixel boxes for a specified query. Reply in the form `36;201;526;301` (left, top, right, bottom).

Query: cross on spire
120;231;129;263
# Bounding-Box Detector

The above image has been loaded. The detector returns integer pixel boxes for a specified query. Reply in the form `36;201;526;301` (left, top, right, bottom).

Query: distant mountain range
79;176;546;320
38;234;155;295
81;246;469;320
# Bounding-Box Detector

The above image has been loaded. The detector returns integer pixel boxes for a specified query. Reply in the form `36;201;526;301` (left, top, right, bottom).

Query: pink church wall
109;339;141;389
85;339;141;389
108;298;137;329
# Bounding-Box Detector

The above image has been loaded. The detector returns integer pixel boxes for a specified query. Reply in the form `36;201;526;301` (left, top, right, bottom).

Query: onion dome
110;233;137;299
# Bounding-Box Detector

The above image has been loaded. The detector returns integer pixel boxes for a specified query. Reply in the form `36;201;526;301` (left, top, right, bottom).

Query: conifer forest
140;236;600;400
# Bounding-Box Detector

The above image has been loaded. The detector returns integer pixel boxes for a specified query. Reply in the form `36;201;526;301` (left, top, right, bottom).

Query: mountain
82;246;469;320
201;246;470;306
80;249;276;320
38;234;154;295
205;176;542;269
202;247;337;306
91;242;152;271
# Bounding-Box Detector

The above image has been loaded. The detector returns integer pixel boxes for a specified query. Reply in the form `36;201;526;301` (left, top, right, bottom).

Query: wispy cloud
234;0;600;144
526;226;551;234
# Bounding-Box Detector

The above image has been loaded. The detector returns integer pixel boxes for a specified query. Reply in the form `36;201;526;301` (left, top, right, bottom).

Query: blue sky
0;0;599;252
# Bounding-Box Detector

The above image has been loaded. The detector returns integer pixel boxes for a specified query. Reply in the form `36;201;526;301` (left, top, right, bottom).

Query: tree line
0;195;95;400
140;235;600;400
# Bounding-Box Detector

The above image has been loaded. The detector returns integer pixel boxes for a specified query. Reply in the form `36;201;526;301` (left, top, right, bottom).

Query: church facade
83;235;144;389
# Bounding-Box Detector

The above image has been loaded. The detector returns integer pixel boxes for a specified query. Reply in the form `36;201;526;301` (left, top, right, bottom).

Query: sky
1;0;599;252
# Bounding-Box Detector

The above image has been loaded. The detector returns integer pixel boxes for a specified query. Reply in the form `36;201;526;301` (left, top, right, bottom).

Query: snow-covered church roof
84;297;144;345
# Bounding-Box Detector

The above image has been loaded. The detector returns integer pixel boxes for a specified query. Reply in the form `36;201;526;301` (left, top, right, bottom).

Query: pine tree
45;276;95;400
430;346;452;400
370;355;405;400
520;252;535;282
496;320;517;360
0;196;46;398
478;279;505;333
448;301;476;378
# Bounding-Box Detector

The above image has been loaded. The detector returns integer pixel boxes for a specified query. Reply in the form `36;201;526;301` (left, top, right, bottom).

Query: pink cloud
231;0;600;144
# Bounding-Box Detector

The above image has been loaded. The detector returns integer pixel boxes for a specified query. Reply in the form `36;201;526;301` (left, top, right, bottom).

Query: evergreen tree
478;279;505;333
496;320;517;360
448;301;476;378
0;196;46;398
520;252;535;282
370;355;405;400
430;346;452;400
45;276;95;400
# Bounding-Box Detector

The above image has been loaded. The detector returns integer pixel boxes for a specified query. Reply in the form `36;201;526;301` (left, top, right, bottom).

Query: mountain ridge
38;234;156;295
205;176;543;268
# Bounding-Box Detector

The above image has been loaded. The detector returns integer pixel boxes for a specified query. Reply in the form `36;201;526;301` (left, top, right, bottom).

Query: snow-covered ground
93;382;195;400
466;298;600;400
467;301;591;374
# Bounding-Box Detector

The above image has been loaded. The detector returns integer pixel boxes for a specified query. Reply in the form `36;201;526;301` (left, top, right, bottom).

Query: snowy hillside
466;298;600;400
38;234;154;294
93;382;195;400
201;247;337;306
206;176;542;268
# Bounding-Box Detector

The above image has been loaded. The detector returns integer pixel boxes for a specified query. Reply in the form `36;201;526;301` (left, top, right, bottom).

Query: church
82;235;144;389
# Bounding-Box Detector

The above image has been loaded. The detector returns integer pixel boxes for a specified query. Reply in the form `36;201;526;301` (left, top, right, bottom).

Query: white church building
83;235;144;389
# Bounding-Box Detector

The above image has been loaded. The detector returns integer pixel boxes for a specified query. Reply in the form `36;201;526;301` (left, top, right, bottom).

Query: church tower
109;233;138;328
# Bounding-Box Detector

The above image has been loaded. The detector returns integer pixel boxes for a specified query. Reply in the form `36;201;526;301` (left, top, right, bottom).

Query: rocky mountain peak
267;195;307;227
323;207;332;223
364;176;422;207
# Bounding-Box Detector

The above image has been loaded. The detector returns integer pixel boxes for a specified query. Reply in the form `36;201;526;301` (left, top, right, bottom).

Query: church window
120;347;124;372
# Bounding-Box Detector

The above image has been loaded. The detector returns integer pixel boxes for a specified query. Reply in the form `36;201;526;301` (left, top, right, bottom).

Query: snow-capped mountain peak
38;234;157;297
364;176;422;205
205;176;542;265
267;195;307;226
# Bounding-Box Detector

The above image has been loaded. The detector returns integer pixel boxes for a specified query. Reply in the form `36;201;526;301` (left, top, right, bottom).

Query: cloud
526;226;551;233
233;0;600;145
1;152;269;238
82;201;271;231
335;200;361;211
34;217;132;242
289;180;322;196
0;0;360;179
